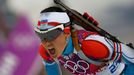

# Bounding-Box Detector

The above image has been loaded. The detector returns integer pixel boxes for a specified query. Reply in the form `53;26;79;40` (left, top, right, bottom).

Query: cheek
41;43;48;51
53;34;67;51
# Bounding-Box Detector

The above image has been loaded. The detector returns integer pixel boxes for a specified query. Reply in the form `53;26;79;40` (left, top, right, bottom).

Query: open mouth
48;48;56;55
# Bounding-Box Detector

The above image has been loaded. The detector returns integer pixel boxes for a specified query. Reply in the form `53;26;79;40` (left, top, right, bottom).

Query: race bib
96;61;125;75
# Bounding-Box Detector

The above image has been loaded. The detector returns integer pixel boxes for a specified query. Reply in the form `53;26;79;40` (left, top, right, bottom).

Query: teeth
48;47;54;50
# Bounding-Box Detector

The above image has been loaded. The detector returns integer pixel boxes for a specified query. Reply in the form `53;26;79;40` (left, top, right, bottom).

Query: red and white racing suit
39;29;127;75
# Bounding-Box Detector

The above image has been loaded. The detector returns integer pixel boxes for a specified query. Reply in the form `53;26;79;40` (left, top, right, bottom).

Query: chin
53;53;62;59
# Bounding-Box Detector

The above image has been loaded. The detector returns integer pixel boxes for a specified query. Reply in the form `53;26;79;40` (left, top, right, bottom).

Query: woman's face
42;32;69;59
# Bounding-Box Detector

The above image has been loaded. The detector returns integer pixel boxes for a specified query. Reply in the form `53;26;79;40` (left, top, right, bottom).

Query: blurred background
0;0;134;75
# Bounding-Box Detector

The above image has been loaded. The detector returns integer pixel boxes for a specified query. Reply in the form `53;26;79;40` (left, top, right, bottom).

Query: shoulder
81;34;114;60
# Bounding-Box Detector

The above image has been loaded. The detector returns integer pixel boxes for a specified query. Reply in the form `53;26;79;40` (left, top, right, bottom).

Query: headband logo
38;19;48;26
41;19;48;23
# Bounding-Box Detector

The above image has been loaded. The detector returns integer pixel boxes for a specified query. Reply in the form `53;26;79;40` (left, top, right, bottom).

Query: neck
62;36;74;56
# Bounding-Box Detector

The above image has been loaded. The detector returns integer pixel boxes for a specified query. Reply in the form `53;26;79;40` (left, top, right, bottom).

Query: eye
57;28;63;31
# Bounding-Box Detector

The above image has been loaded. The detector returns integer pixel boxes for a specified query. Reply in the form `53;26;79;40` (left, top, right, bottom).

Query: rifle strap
71;29;81;52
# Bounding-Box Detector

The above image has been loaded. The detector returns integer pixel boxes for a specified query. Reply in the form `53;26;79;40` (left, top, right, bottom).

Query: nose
44;40;53;48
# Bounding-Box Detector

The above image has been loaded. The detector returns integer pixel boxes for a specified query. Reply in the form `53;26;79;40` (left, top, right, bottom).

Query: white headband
39;12;70;23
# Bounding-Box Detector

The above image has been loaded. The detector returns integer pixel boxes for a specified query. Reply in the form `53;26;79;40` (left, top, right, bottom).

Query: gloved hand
39;44;54;63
